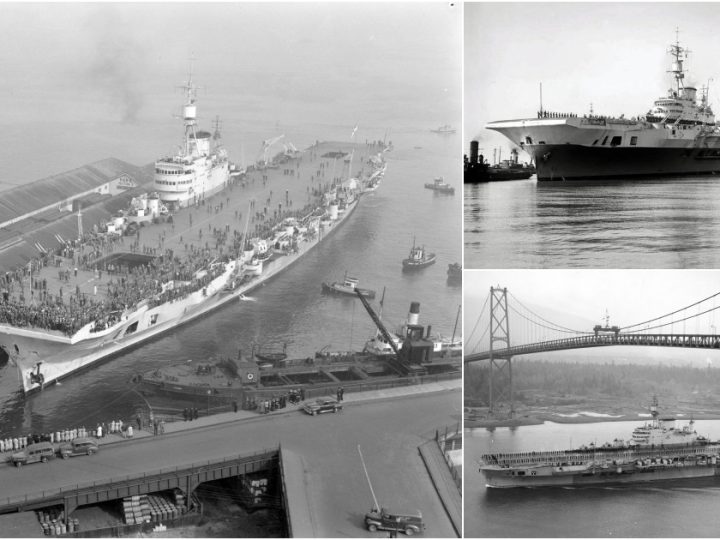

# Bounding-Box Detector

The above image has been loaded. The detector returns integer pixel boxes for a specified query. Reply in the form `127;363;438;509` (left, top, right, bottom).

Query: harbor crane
257;134;285;167
354;288;400;356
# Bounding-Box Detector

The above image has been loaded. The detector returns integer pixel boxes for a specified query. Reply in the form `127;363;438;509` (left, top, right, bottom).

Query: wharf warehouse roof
0;158;154;272
0;158;149;228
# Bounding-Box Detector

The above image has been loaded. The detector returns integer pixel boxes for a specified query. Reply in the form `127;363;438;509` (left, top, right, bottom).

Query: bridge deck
465;333;720;363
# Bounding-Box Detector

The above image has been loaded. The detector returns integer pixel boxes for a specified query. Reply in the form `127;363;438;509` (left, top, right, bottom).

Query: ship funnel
408;302;420;325
511;148;519;164
470;140;479;164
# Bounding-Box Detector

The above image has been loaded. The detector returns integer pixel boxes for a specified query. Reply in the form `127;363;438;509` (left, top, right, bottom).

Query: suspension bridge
465;286;720;415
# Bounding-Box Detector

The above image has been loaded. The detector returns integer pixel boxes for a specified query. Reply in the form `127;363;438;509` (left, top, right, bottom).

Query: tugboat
424;176;455;194
485;33;720;181
446;262;461;285
480;396;720;488
322;273;376;299
402;238;436;271
464;142;535;183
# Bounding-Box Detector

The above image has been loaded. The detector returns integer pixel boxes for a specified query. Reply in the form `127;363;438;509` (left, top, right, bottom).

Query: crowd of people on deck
0;146;375;338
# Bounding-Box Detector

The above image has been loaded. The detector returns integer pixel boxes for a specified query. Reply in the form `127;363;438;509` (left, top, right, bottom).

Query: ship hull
530;144;720;181
482;464;718;488
2;195;361;395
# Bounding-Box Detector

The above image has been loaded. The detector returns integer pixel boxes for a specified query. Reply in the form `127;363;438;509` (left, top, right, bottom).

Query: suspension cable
624;303;720;334
508;305;588;335
621;291;720;330
509;292;586;334
466;291;490;346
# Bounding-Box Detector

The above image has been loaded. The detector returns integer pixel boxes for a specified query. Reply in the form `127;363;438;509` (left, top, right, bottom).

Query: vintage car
302;397;342;415
365;508;425;536
59;437;99;458
11;442;56;467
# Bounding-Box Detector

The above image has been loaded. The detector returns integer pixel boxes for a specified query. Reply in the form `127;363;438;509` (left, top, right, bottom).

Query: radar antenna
668;28;690;94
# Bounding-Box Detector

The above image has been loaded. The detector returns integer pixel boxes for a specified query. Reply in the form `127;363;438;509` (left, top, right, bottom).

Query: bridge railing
0;447;278;511
465;333;720;362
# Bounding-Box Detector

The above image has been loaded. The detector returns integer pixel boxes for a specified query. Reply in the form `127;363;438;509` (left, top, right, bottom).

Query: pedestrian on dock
183;408;188;421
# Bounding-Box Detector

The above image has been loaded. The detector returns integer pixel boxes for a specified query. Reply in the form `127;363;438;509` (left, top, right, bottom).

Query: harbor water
464;176;720;268
466;419;720;537
0;125;461;437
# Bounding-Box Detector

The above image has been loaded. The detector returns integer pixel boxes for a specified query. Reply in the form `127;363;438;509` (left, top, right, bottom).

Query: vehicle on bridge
11;442;56;467
59;437;99;458
303;397;342;415
365;508;426;536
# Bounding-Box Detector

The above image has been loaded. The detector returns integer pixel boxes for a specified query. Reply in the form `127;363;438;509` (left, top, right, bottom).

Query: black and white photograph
464;2;720;269
0;3;462;537
465;269;720;536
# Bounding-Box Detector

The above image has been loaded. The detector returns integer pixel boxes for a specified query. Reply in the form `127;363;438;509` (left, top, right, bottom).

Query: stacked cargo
121;495;151;525
36;508;79;536
146;492;184;523
242;476;268;506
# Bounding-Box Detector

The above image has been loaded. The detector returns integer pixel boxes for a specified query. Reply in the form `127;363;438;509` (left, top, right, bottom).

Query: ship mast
668;28;689;95
179;56;200;158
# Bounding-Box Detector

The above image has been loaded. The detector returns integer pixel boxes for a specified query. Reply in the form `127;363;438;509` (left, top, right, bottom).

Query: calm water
0;125;461;437
464;176;720;268
466;419;720;537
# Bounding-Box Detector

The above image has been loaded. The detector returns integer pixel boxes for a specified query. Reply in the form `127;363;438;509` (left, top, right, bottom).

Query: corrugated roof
0;158;144;224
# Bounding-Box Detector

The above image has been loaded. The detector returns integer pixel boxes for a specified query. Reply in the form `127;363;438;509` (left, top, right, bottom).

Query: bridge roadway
0;385;459;538
464;333;720;363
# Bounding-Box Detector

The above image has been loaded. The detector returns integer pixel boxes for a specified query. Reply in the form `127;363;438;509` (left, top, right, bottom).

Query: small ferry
431;124;456;134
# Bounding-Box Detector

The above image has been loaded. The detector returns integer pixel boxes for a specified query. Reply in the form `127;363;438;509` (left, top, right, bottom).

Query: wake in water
239;295;257;302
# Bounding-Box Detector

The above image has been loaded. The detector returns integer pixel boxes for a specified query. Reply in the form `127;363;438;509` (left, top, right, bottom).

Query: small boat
322;273;376;298
424;176;454;194
431;124;456;134
446;262;461;284
402;239;436;271
253;343;288;365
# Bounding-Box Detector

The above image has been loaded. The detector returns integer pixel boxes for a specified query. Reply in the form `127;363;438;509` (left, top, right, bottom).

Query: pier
0;381;460;537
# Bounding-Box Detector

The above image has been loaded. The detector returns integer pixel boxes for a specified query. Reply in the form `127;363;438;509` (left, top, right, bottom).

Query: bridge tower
488;286;514;417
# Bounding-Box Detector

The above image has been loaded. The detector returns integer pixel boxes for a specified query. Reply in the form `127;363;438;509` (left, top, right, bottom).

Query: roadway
0;390;459;538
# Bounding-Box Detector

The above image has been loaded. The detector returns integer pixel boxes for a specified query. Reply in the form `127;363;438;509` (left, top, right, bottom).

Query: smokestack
426;325;432;339
408;302;420;326
511;148;519;164
470;140;479;164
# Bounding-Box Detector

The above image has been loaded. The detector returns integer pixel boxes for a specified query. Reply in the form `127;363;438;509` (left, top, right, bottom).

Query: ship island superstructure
480;398;720;488
486;33;720;180
0;68;389;394
154;65;229;209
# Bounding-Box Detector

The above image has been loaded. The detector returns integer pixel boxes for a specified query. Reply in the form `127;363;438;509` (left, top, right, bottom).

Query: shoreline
465;404;720;429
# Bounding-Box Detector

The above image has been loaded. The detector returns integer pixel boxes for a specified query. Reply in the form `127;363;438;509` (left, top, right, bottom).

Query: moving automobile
303;397;342;415
59;437;99;458
365;508;425;536
11;442;56;467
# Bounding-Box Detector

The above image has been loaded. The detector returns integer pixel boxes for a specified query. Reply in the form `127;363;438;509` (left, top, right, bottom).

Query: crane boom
354;288;399;355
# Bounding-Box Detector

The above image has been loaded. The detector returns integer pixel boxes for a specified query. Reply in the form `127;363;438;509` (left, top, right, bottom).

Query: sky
464;270;720;348
0;2;461;124
464;2;720;160
0;2;461;185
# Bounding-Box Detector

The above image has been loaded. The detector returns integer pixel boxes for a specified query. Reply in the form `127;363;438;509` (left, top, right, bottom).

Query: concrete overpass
0;384;460;537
